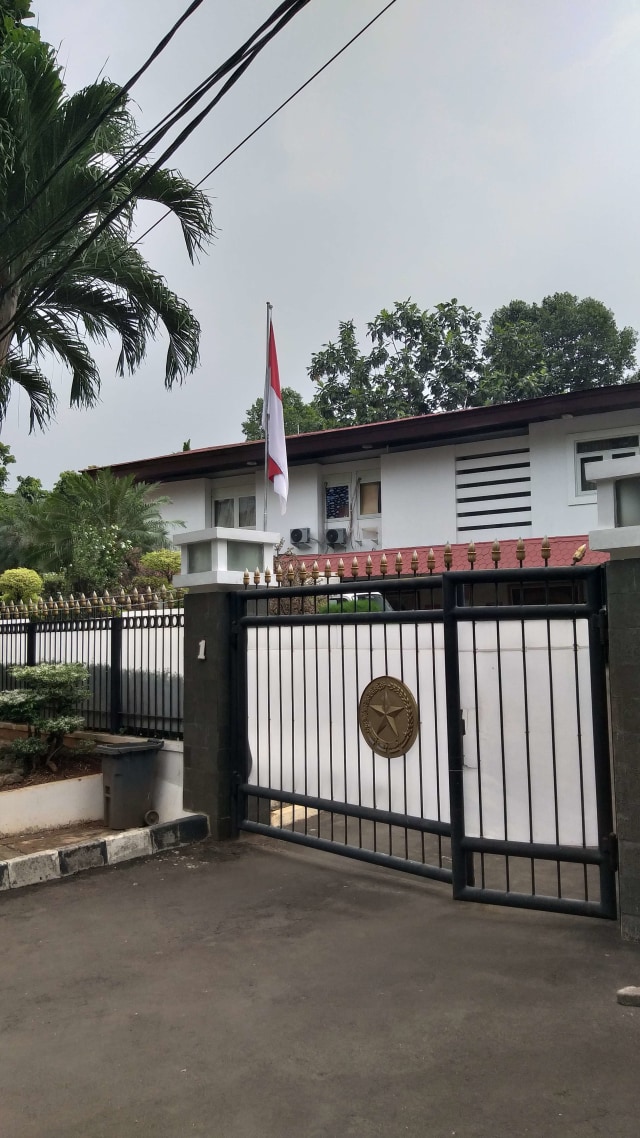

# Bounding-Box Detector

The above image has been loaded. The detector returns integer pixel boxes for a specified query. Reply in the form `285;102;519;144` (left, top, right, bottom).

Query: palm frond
125;166;215;260
0;351;54;430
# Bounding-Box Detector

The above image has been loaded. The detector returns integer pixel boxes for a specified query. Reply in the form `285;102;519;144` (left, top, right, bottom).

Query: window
360;480;381;516
575;435;639;495
325;484;350;519
211;483;256;529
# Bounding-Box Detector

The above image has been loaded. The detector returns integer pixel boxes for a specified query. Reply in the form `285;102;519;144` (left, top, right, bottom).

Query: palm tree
19;468;177;592
0;21;214;427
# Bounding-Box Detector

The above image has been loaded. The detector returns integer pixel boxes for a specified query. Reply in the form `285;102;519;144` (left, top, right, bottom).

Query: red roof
298;536;608;576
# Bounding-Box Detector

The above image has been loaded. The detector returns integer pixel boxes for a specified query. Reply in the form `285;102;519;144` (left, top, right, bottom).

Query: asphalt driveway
0;835;638;1138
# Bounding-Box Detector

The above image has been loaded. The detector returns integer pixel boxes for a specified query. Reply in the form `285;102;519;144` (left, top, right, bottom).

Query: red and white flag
262;317;288;514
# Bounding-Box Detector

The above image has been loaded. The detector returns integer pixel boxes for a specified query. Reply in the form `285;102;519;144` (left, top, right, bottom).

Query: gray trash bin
98;739;164;830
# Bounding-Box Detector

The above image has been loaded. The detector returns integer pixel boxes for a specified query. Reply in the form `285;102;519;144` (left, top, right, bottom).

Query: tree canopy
0;9;214;428
242;293;639;435
242;385;329;440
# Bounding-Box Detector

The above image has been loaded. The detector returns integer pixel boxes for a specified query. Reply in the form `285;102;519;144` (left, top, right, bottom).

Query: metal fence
0;605;184;739
235;565;616;920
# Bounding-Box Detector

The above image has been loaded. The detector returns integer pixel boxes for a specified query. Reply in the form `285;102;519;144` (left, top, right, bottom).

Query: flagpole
263;301;273;531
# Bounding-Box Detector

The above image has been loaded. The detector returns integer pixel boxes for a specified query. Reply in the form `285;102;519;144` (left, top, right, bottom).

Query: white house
107;383;640;567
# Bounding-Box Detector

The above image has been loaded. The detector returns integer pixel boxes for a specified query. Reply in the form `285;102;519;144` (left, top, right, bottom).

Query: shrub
41;571;67;597
0;662;89;771
139;549;181;582
0;567;43;603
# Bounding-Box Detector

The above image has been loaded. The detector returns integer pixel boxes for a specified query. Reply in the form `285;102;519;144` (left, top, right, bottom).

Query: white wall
246;617;598;848
381;446;456;548
149;406;640;553
149;479;209;538
529;409;640;537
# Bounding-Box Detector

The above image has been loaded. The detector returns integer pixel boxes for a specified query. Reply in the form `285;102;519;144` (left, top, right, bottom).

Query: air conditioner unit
290;527;311;546
326;527;348;546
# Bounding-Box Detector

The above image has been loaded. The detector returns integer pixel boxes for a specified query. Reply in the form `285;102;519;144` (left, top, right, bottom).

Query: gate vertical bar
585;567;617;919
26;620;37;667
110;616;123;736
443;573;473;897
230;590;248;836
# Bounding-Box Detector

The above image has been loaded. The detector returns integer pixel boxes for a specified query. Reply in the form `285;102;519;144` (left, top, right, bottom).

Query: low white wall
0;740;188;837
0;775;104;837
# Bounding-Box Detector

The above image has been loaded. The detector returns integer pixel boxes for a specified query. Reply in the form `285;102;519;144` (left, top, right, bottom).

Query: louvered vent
456;446;531;535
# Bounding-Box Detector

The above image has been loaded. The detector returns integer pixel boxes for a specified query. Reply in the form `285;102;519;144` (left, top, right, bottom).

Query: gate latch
601;831;618;872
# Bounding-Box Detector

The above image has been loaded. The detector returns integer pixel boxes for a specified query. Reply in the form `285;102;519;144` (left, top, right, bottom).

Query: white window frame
567;428;640;505
209;478;257;529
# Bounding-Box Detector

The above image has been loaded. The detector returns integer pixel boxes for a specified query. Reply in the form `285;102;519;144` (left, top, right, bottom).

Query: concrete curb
0;814;209;892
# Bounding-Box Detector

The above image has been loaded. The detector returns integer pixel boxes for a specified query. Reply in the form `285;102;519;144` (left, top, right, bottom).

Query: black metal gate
233;565;616;919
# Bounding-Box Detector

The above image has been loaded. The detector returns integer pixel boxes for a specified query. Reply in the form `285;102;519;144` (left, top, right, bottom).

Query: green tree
0;565;41;600
478;293;638;403
20;468;174;592
139;548;181;583
309;299;483;426
0;17;214;428
242;386;328;440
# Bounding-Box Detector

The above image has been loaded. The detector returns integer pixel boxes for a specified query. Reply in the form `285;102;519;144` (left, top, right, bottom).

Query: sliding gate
234;566;616;919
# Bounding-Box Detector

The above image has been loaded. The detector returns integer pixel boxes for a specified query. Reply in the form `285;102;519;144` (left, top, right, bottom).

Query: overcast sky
2;0;639;485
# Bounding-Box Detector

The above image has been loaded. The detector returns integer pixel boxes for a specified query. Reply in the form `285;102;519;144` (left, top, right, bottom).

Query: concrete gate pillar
605;561;640;942
589;454;640;941
182;590;236;840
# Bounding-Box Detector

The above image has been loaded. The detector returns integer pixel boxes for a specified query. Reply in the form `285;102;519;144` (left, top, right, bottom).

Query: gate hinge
597;606;608;648
601;831;618;872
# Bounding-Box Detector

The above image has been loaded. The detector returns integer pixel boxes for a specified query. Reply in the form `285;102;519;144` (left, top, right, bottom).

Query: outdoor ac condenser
326;527;348;545
290;527;311;545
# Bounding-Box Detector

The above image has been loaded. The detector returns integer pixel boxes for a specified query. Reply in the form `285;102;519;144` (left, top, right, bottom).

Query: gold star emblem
358;676;419;758
369;687;405;741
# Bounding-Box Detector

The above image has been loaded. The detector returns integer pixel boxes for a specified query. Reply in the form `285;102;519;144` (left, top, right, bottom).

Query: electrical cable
0;0;310;285
131;0;400;252
0;0;208;243
0;0;399;351
0;0;312;344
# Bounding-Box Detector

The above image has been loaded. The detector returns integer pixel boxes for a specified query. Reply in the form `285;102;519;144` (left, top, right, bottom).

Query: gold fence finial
351;557;359;579
444;541;453;570
275;562;283;585
365;555;373;579
467;541;476;568
264;566;272;586
243;569;250;589
380;552;388;577
516;537;525;566
541;536;551;566
572;543;587;565
299;561;308;585
395;551;403;577
411;550;419;576
253;567;261;587
427;548;435;575
337;558;345;581
491;539;501;566
287;562;295;585
324;560;332;583
312;560;320;582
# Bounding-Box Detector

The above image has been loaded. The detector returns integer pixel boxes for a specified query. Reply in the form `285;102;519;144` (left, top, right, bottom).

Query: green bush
0;567;43;602
41;571;67;597
0;662;89;771
139;549;181;582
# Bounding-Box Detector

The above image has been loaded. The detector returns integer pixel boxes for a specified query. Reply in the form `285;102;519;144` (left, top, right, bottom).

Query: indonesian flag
262;320;288;514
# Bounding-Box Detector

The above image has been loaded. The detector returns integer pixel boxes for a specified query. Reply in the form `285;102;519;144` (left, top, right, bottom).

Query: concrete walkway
0;835;638;1138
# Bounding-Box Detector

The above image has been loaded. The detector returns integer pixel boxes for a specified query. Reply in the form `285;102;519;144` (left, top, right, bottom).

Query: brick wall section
607;559;640;942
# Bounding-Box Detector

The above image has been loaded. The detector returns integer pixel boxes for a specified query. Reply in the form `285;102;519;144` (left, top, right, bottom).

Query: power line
0;0;311;332
132;0;401;251
0;0;208;244
0;0;399;353
0;0;310;287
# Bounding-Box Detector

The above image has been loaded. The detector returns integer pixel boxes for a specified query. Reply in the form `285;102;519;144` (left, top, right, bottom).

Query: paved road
0;836;638;1138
